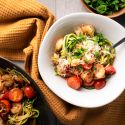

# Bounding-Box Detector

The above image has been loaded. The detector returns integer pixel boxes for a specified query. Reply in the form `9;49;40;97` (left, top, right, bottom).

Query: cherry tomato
9;88;23;102
3;91;9;99
0;100;11;113
83;81;95;87
0;91;9;100
67;76;82;90
23;86;36;99
94;79;106;90
105;65;116;75
82;63;92;70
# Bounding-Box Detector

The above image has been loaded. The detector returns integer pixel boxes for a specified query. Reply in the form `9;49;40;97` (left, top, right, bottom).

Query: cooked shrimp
74;26;83;35
55;38;64;51
94;64;105;79
11;103;23;114
81;71;94;83
1;74;14;87
81;24;95;37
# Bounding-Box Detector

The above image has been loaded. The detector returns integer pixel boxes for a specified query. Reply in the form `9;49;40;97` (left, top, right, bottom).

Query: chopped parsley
93;50;100;58
65;33;85;52
83;0;125;15
73;48;87;58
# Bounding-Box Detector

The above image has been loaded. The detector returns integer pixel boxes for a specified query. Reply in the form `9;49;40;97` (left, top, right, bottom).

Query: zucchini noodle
62;32;115;66
8;100;39;125
61;33;85;58
98;44;115;65
6;68;30;84
52;24;116;89
65;33;77;51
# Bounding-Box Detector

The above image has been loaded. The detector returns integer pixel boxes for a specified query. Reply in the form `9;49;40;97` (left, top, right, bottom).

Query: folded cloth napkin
0;0;125;125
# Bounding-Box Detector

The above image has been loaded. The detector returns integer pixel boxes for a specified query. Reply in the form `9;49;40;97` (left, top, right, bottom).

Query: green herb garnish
65;33;85;52
73;48;86;58
77;65;83;71
94;33;112;46
83;0;125;15
93;50;100;58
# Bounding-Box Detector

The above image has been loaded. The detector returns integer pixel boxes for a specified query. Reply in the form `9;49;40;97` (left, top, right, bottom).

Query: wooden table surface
38;0;87;19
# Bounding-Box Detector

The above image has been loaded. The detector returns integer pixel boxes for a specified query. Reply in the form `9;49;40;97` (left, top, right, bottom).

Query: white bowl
38;13;125;108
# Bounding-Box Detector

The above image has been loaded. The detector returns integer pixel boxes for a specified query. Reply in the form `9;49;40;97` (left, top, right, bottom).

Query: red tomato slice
9;88;23;102
0;100;11;113
82;64;92;70
23;86;36;99
105;65;116;75
0;91;9;100
94;79;106;90
83;81;95;87
3;91;9;99
67;76;82;90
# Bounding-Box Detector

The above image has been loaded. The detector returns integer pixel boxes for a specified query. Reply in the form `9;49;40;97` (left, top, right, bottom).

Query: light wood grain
38;0;56;14
38;0;87;19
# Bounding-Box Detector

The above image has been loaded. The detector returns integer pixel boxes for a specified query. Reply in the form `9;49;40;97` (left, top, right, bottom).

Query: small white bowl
38;13;125;108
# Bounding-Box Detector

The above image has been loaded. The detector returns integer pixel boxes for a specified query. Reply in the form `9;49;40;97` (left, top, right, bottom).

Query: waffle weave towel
0;0;125;125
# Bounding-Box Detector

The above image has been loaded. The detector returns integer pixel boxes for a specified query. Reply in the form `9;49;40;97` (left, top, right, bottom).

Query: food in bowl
83;0;125;15
38;13;125;108
52;24;116;90
0;68;39;125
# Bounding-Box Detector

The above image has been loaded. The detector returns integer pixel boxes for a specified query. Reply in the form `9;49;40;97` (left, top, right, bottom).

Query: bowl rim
38;12;125;108
81;0;125;18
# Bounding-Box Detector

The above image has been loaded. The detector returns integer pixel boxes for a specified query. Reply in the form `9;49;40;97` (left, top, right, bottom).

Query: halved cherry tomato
0;91;9;100
9;88;23;102
105;65;116;75
83;81;95;87
0;100;11;113
94;79;106;90
23;86;36;99
3;91;9;99
67;76;82;90
82;63;92;70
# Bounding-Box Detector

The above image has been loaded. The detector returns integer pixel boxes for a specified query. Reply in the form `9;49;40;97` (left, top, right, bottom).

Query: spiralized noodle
8;99;39;125
52;25;116;88
0;68;39;125
60;32;115;66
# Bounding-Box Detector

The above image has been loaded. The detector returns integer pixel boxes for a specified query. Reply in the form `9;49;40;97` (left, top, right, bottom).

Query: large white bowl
38;13;125;108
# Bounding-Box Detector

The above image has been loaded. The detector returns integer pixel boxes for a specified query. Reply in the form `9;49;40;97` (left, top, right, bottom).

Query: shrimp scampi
52;24;116;90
